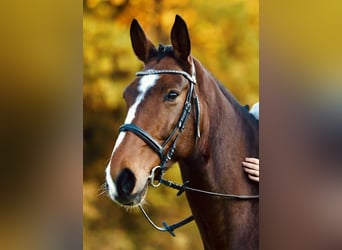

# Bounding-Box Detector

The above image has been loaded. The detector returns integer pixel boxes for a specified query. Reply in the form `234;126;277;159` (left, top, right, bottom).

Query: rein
119;68;259;237
140;167;259;236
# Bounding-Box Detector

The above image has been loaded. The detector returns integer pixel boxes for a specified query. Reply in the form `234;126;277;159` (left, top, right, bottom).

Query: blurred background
1;0;340;249
83;0;259;249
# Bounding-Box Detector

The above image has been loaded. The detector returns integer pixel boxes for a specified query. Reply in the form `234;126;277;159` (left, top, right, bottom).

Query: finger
245;158;259;164
248;174;259;182
243;167;259;177
242;162;259;171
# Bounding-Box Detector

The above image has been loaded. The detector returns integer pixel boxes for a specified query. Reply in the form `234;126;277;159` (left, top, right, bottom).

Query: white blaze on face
105;74;159;200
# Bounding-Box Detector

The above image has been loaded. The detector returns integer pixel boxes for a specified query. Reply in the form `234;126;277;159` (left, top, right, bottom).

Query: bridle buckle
148;166;163;188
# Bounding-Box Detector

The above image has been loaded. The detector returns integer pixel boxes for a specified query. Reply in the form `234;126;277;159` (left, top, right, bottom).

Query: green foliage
84;0;258;249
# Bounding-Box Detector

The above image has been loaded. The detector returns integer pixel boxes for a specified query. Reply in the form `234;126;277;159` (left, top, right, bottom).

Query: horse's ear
171;15;191;66
130;19;157;63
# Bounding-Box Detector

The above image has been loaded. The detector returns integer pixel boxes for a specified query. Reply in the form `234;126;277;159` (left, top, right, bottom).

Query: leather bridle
119;68;201;178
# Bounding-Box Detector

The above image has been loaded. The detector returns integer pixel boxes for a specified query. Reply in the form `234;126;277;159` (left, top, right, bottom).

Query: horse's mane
216;80;259;124
194;57;258;127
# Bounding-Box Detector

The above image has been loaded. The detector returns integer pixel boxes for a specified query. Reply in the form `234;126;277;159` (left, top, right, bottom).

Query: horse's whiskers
97;182;109;197
97;190;107;197
120;198;148;212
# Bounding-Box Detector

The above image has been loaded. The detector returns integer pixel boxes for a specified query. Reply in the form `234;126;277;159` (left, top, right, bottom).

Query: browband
136;69;197;84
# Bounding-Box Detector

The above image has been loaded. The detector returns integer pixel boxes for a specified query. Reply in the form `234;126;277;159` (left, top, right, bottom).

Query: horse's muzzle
113;168;147;206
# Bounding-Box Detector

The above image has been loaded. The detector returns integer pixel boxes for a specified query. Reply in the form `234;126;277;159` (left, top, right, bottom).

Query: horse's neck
180;58;258;202
190;60;258;183
201;82;252;186
179;61;259;249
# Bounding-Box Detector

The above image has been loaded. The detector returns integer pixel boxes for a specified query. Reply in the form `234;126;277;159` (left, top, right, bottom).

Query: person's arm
242;157;259;182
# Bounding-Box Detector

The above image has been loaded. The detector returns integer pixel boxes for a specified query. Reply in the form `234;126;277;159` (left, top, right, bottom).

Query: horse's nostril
116;168;136;197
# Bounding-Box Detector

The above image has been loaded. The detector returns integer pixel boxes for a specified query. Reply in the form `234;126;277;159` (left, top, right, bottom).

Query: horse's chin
114;181;149;210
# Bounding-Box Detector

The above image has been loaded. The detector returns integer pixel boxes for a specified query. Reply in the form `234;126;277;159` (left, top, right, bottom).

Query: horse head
105;15;200;207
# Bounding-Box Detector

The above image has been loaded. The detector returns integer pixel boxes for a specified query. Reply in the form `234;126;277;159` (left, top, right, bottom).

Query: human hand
242;157;259;182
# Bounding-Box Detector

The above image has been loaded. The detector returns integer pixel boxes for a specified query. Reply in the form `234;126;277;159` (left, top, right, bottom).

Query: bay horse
105;15;259;250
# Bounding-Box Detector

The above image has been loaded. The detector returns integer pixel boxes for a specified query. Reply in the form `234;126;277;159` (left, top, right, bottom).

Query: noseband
119;68;201;176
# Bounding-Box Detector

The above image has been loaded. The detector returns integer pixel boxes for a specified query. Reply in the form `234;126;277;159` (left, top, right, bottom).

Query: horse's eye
166;90;179;101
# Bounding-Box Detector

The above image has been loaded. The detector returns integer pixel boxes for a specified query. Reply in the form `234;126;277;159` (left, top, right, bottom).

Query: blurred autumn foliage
83;0;258;249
